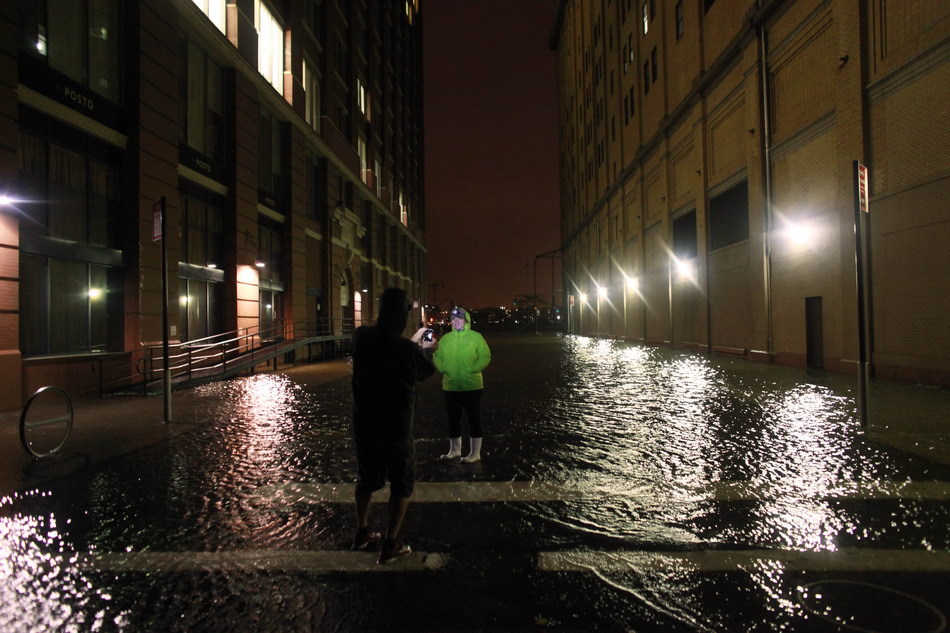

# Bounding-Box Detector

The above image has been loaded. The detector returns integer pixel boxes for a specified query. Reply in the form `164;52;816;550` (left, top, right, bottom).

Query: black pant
444;389;483;438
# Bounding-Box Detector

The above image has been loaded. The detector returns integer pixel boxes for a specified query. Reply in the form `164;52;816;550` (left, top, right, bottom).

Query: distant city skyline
423;0;561;310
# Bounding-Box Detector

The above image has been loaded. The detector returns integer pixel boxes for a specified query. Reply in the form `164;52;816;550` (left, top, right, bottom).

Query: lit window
191;0;226;34
357;77;370;119
642;2;649;34
255;0;284;95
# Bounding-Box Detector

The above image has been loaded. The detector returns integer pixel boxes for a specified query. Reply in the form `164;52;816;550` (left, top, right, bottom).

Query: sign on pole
153;199;163;241
857;163;869;214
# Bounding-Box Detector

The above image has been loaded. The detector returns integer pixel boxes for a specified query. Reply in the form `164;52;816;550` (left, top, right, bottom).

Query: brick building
0;0;426;408
550;0;950;386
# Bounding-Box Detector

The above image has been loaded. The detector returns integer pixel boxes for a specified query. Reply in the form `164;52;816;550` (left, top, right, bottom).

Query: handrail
137;318;356;392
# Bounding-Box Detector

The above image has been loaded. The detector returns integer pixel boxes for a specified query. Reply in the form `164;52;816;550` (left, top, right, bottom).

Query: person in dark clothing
351;287;436;563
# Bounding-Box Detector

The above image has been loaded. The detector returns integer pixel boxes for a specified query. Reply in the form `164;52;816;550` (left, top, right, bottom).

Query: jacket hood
450;307;472;331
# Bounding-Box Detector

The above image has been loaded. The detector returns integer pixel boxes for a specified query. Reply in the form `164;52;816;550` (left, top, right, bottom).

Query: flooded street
2;333;949;632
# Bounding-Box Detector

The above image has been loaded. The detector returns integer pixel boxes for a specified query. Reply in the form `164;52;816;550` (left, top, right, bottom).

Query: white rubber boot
461;437;482;463
440;437;462;459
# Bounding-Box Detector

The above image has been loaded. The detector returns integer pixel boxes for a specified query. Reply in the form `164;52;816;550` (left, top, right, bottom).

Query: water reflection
0;491;129;632
539;336;897;548
1;333;946;631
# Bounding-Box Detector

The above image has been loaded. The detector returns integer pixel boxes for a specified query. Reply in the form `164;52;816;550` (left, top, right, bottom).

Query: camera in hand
422;328;434;342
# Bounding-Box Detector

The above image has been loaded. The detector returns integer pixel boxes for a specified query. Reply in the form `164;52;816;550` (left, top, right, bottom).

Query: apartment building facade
550;0;950;386
0;0;426;407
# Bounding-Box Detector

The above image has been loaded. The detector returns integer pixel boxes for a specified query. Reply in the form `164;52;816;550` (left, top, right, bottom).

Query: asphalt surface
2;332;949;632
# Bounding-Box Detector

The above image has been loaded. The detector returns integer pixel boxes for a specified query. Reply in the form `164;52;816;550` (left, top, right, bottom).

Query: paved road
2;333;950;632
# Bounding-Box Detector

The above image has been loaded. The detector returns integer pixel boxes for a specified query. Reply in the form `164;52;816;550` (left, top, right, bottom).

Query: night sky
423;0;561;311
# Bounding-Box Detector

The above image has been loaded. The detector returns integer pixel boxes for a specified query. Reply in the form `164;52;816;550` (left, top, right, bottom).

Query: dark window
18;119;122;248
643;61;650;94
709;181;749;250
19;0;120;102
258;217;283;284
180;181;224;269
20;255;122;356
673;211;697;259
259;288;282;333
17;112;124;357
180;38;225;162
675;1;685;39
651;47;658;82
259;109;285;205
306;154;328;221
179;277;224;343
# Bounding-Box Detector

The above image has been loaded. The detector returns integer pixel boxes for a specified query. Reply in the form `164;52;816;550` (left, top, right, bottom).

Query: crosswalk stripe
68;550;446;573
61;548;950;574
538;549;950;573
248;480;950;505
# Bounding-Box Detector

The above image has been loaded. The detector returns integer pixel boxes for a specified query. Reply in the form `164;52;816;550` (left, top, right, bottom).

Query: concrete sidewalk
1;354;948;496
863;377;950;466
0;358;353;494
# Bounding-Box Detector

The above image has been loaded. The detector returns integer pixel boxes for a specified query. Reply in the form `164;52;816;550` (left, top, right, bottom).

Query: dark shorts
354;435;416;498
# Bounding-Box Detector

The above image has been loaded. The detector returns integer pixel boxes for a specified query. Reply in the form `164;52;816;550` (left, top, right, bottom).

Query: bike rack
19;386;74;459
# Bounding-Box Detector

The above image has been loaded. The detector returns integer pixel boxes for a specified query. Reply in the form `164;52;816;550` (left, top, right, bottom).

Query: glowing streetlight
673;257;696;280
783;219;815;247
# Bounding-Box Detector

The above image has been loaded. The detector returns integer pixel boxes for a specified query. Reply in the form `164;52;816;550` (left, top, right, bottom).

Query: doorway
805;296;823;369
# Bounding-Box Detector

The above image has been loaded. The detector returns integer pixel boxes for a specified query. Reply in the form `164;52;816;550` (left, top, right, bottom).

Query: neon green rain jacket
433;308;491;392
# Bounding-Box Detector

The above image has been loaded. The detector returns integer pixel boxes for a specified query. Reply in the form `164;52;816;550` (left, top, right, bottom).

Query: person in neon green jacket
432;306;492;463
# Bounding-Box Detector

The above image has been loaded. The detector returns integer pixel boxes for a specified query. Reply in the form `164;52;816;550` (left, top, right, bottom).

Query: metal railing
135;318;355;393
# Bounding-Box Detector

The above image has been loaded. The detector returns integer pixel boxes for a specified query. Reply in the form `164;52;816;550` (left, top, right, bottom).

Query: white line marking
248;480;950;506
60;548;950;574
538;549;950;573
68;550;446;573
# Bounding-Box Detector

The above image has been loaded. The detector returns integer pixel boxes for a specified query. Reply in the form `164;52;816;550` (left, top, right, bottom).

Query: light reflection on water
0;334;947;631
542;336;872;509
0;491;130;632
526;335;946;630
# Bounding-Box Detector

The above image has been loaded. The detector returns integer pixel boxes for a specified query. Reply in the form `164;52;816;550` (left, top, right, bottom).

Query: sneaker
378;539;411;564
352;527;381;551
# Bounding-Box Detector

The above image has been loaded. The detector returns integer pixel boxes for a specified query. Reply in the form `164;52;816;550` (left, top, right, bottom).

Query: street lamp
779;217;816;248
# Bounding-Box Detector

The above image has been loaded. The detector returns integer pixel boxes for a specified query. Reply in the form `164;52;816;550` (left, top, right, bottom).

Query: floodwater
2;333;949;632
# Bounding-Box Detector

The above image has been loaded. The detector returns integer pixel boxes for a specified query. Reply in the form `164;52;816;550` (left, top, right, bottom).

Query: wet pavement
2;332;950;632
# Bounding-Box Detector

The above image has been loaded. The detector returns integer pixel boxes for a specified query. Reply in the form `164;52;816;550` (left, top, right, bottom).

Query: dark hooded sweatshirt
351;292;435;444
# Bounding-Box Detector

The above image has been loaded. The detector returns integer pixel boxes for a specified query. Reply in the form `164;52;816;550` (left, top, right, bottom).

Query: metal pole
852;161;869;427
160;196;172;423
